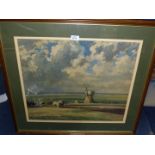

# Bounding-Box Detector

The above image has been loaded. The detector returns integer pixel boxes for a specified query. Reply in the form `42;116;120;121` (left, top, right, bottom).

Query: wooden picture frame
0;20;155;134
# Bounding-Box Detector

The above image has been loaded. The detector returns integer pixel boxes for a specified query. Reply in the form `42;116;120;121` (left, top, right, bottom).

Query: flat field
27;93;127;121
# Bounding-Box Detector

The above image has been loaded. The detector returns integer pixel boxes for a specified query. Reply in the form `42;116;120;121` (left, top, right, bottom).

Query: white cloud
63;62;89;78
50;41;64;60
19;46;38;73
50;41;83;63
63;41;139;93
113;55;134;75
18;39;140;94
33;40;50;49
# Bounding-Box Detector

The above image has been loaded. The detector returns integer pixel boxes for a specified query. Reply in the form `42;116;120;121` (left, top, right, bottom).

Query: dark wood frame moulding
0;19;155;26
0;19;155;134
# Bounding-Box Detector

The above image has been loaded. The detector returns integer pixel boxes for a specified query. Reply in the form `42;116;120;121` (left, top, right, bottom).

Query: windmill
84;86;95;104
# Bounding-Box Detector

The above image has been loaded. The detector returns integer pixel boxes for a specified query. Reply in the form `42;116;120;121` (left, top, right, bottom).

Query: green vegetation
94;94;127;104
28;106;124;121
27;93;127;121
27;93;127;105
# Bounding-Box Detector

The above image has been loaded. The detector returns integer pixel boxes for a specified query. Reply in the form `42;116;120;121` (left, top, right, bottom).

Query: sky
16;38;141;95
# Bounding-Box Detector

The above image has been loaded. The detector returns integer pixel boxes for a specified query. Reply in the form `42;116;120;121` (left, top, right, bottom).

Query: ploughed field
27;93;127;121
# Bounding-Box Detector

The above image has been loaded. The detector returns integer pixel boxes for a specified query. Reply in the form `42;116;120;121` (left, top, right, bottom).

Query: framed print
0;20;155;134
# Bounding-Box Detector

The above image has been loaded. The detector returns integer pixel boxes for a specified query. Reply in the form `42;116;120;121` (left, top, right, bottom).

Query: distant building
84;87;94;104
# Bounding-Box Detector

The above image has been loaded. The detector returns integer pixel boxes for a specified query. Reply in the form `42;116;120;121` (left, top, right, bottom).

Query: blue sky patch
80;41;93;56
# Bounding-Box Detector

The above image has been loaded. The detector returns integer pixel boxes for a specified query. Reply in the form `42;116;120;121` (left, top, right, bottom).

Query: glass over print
14;37;143;123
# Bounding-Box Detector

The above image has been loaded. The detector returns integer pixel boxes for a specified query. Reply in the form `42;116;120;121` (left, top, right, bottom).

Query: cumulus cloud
17;38;141;94
62;40;140;93
18;39;84;94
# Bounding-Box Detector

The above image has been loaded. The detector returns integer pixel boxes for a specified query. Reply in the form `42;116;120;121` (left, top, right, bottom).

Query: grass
27;93;127;121
28;105;125;121
27;93;128;104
